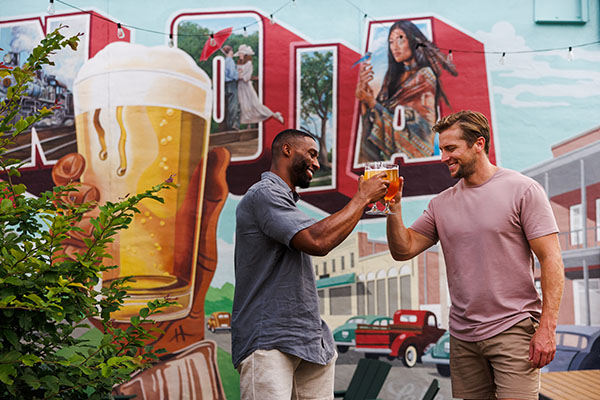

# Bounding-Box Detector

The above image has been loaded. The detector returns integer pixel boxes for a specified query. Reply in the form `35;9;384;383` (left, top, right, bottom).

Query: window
534;0;589;24
315;265;318;276
351;253;355;268
399;314;417;323
427;315;437;327
323;261;327;274
400;275;411;309
341;256;345;270
569;204;583;246
388;277;398;316
330;286;352;315
332;259;336;273
318;290;325;314
367;281;375;314
357;282;365;315
377;279;386;315
596;199;600;242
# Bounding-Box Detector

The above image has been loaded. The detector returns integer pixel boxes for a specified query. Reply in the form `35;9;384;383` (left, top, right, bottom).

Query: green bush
0;27;175;399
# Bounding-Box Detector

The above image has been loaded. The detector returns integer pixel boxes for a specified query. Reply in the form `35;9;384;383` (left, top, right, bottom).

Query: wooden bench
539;370;600;399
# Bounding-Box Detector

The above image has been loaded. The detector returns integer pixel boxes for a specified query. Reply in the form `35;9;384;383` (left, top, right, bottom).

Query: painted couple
223;44;283;131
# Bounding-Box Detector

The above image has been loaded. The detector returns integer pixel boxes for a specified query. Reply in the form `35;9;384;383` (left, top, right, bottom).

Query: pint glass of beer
382;163;399;214
364;161;383;215
73;42;212;322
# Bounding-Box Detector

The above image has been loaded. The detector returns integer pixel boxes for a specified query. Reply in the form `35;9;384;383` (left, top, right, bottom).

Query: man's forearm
386;212;414;261
539;255;564;330
299;194;370;256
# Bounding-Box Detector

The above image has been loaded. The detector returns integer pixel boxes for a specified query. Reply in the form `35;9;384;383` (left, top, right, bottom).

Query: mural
1;1;599;399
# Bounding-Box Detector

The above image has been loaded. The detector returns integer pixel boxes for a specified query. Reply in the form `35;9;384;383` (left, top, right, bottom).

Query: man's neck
270;166;295;192
463;159;498;187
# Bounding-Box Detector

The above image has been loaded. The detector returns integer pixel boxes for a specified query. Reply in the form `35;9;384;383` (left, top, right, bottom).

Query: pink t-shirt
411;168;558;341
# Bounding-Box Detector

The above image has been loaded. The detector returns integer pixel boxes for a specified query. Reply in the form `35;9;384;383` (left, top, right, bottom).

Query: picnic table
539;369;600;399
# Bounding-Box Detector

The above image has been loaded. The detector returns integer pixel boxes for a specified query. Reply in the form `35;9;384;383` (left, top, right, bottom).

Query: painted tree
300;51;333;172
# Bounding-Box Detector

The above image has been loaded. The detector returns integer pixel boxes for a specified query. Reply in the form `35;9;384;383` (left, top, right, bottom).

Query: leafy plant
0;27;175;399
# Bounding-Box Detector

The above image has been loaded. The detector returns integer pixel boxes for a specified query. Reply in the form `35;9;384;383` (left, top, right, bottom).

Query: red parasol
199;27;233;61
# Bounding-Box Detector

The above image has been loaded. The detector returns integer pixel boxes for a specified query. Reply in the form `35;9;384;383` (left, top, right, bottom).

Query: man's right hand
358;171;388;205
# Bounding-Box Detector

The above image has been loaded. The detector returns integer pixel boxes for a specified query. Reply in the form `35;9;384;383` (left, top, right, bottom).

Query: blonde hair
433;110;490;154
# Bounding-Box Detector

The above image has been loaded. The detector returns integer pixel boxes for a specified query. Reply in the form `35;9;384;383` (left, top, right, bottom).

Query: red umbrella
199;27;233;61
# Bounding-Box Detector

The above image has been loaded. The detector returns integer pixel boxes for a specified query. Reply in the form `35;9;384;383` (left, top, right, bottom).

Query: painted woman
356;20;457;161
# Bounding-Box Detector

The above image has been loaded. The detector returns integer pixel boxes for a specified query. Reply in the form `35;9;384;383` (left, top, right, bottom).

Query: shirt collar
261;171;300;202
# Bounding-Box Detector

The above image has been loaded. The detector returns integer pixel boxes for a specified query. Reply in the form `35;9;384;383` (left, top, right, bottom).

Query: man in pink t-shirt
386;110;564;400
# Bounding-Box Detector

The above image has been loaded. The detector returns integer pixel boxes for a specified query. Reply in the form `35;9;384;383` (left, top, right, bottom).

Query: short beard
291;156;312;189
455;157;476;179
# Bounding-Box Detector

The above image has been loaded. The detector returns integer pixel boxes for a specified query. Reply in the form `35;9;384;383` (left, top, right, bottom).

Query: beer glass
381;163;399;214
364;161;384;215
73;42;212;322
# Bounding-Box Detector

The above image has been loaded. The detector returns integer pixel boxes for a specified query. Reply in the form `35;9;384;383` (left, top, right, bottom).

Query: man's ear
475;136;486;153
282;143;292;158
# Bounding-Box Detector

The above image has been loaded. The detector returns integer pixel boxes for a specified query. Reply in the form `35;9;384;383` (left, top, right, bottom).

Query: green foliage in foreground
0;27;175;399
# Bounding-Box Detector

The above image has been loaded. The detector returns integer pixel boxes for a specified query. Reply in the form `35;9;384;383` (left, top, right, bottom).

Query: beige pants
238;349;337;400
450;318;541;400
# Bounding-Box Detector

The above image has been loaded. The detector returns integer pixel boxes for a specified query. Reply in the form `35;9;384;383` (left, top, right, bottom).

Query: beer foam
74;42;211;118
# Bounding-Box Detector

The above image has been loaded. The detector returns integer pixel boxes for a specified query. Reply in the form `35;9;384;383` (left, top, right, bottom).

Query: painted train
1;51;74;127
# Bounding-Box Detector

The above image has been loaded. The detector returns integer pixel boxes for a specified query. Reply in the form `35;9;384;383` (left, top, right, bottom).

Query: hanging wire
52;0;599;55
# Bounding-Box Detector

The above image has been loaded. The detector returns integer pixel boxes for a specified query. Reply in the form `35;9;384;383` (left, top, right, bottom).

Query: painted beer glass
73;43;212;322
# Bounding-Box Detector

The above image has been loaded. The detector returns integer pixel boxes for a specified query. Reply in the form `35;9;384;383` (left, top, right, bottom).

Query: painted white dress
237;61;283;124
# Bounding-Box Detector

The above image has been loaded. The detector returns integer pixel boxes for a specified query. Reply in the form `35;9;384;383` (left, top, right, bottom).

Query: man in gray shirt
232;129;388;399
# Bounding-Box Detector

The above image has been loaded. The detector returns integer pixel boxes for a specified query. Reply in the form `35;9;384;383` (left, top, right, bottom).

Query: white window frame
569;204;583;246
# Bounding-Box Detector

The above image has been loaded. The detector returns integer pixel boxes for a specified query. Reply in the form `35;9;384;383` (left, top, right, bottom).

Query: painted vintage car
206;311;231;333
543;324;600;372
354;309;446;368
422;331;450;377
332;315;393;353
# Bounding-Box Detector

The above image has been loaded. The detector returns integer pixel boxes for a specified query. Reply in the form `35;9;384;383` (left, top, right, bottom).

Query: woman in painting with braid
356;20;457;162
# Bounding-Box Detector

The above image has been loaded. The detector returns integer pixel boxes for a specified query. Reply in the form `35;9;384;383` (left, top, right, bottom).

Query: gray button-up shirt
231;172;335;368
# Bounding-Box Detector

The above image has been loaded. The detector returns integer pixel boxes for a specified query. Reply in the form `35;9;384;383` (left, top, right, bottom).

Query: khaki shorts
450;318;540;400
238;349;337;400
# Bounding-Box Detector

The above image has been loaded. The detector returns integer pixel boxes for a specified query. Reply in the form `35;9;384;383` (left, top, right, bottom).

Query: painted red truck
354;309;446;368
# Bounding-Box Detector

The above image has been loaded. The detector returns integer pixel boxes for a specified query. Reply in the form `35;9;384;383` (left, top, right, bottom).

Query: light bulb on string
270;14;275;25
47;0;55;15
168;33;174;48
567;46;574;61
499;52;506;65
210;34;216;46
447;49;453;62
243;26;248;37
117;23;125;39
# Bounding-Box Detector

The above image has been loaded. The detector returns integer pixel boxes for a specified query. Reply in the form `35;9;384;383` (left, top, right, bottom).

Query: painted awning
316;273;355;289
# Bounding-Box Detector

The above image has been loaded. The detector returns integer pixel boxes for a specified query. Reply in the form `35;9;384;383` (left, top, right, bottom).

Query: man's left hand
529;325;556;368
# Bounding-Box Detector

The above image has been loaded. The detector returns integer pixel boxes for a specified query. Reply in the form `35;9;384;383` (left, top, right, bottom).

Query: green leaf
1;199;13;213
4;276;23;286
0;364;16;385
21;354;41;366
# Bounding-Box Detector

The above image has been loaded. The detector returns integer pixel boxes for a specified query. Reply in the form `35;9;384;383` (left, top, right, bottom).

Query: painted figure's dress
237;61;282;124
360;64;437;161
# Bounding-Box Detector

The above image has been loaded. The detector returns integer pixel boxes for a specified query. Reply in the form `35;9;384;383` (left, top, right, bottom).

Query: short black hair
271;129;317;159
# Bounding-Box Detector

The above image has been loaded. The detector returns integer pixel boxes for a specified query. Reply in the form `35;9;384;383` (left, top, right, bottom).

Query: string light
117;23;125;39
46;0;597;59
210;34;216;46
447;49;453;62
499;52;506;65
168;33;174;48
568;46;574;61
